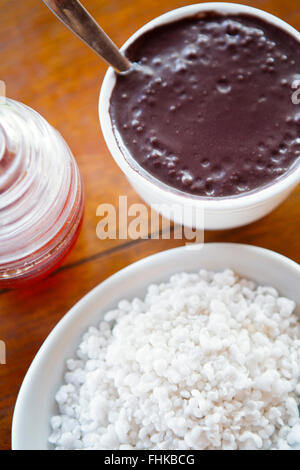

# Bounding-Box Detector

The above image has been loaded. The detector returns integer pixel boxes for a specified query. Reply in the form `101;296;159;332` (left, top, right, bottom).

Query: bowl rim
99;2;300;210
11;242;300;450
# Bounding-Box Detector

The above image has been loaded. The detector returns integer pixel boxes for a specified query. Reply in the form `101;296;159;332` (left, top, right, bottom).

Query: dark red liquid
110;14;300;197
0;194;84;289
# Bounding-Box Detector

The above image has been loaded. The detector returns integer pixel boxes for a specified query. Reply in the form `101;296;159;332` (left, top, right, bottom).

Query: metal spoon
42;0;131;73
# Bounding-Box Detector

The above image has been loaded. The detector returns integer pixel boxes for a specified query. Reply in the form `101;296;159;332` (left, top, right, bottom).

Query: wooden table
0;0;299;450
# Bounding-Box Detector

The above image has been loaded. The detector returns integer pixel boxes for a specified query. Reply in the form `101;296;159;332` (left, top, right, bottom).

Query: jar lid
0;98;77;265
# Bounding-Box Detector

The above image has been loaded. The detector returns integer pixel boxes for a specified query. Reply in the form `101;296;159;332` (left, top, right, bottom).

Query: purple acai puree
110;14;300;197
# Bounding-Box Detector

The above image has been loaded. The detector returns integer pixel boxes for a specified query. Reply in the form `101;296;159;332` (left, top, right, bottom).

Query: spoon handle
43;0;131;72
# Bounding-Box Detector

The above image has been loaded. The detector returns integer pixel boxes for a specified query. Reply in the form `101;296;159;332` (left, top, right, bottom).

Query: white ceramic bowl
99;2;300;230
12;243;300;450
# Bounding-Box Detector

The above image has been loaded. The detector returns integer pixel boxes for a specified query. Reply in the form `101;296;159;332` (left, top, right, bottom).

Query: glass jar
0;98;84;287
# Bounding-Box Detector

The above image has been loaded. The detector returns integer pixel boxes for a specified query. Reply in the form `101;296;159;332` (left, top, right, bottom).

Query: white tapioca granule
49;269;300;450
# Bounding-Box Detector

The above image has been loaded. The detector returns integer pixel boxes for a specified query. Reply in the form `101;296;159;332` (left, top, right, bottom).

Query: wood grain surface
0;0;299;450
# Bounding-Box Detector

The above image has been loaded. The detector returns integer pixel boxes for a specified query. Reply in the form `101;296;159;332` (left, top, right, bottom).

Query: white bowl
99;2;300;230
12;243;300;449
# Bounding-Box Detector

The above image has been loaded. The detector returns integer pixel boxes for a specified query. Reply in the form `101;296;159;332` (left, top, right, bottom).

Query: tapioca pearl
216;79;232;94
257;42;266;49
179;92;188;101
197;33;209;45
294;137;300;147
153;77;162;85
267;164;282;176
280;78;288;87
131;119;140;128
279;143;288;154
168;168;176;177
256;150;264;160
182;44;198;60
152;57;162;67
145;87;155;96
271;153;282;164
225;21;240;37
285;115;293;124
211;165;226;180
266;41;276;51
260;64;272;73
166;155;178;169
236;181;249;192
216;37;227;49
181;170;194;186
227;38;239;52
272;167;285;175
291;73;300;83
138;94;147;104
173;58;188;73
204;181;215;196
290;144;300;157
132;106;142;117
201;159;210;168
258;95;267;103
240;35;254;47
293;113;300;125
266;57;275;65
249;26;264;38
149;149;163;160
149;136;159;146
256;161;266;171
191;177;204;190
258;36;267;47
